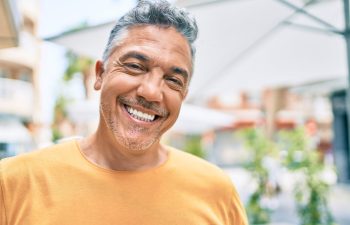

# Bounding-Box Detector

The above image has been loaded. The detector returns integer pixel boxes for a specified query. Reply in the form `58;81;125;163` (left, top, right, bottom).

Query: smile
125;105;157;122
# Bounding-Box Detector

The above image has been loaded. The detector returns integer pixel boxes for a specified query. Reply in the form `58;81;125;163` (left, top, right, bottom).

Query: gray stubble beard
100;102;162;152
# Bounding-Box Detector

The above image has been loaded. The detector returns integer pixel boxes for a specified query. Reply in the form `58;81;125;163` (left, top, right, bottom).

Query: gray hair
102;0;198;65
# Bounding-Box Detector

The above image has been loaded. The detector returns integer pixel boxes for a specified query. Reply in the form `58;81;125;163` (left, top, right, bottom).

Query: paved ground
329;184;350;225
223;168;350;225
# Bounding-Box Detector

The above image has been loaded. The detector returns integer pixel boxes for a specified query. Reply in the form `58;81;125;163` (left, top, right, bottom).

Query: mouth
123;104;160;123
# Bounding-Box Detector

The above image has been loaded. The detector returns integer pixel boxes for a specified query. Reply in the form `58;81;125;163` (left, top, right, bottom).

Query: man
0;1;248;224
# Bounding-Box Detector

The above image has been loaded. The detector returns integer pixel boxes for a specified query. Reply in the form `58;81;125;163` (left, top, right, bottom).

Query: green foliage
241;128;277;176
183;135;206;158
51;96;70;142
53;95;69;122
278;128;337;225
245;186;271;224
51;49;93;141
240;127;336;225
239;128;278;224
64;51;93;82
52;127;63;143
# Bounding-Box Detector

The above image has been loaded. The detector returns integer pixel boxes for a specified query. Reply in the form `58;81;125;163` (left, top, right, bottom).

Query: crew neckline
73;140;173;175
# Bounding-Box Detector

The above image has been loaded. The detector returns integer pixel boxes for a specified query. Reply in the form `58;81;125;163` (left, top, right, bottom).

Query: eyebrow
119;51;150;62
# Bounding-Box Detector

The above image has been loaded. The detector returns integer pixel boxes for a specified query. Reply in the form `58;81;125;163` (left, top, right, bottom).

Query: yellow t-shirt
0;140;247;225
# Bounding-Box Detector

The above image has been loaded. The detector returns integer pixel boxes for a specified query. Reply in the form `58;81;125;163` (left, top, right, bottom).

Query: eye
165;75;184;90
121;62;148;75
125;63;144;71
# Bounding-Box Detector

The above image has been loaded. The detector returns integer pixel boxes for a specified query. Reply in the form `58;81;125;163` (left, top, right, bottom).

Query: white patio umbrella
46;0;348;101
177;0;347;102
45;0;349;134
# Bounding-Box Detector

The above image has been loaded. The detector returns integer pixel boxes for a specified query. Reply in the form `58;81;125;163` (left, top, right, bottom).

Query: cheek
101;75;131;96
101;74;140;95
166;93;184;116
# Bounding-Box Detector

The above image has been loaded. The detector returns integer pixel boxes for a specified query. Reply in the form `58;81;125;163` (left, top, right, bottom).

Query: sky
37;0;138;123
38;0;138;37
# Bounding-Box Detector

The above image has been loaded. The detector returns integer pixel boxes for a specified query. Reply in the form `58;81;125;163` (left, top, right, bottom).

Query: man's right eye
125;63;144;71
123;63;148;75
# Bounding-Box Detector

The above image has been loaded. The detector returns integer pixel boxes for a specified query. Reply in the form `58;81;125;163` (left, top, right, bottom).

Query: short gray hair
102;0;198;64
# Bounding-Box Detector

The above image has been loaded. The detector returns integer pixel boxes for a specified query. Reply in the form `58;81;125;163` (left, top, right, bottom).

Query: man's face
95;25;192;152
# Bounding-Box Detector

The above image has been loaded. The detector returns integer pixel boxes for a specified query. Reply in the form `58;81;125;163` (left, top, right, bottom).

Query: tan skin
79;25;192;171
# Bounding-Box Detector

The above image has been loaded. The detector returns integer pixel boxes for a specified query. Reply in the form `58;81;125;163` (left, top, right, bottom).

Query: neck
79;127;168;171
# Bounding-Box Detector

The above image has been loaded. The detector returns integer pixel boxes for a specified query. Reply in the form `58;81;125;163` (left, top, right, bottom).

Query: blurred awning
172;103;235;133
0;0;20;49
66;100;235;134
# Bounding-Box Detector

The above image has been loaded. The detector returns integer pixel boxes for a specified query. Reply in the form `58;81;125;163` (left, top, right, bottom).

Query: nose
136;69;163;102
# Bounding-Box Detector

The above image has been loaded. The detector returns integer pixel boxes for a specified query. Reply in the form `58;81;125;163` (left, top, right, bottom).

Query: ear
94;60;104;90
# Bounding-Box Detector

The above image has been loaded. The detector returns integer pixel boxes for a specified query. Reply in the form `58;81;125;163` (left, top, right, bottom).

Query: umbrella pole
343;0;350;168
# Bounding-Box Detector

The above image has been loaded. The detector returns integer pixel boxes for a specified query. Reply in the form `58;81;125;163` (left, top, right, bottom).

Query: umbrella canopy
46;0;347;103
178;0;347;101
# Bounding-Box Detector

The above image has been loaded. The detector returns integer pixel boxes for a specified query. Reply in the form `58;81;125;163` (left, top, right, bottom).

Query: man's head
94;1;198;152
102;0;198;69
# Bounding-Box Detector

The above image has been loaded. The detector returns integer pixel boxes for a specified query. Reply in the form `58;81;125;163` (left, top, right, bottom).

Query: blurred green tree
51;95;69;142
183;135;206;159
64;51;93;99
278;127;336;225
239;128;279;224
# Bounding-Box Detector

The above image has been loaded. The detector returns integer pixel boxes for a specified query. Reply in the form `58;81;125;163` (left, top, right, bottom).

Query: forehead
110;25;193;72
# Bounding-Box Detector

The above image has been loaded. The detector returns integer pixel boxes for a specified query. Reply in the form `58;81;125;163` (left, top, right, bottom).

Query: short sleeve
0;161;8;225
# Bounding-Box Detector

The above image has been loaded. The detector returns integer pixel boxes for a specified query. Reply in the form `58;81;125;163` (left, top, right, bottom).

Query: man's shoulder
169;147;221;170
168;147;232;185
0;140;78;175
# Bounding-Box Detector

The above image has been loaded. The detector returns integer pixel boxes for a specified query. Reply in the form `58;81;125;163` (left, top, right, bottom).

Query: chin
115;133;159;152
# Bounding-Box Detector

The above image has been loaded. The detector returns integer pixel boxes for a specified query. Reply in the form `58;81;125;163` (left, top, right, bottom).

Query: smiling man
0;1;247;225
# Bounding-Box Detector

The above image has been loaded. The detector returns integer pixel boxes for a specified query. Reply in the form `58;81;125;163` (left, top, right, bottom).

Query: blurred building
0;0;20;48
198;84;338;167
0;0;40;157
331;89;349;183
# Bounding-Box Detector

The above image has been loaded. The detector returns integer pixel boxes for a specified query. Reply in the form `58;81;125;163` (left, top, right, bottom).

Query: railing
0;78;34;118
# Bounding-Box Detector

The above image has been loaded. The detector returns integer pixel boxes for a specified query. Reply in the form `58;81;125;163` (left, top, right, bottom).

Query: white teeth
126;106;156;122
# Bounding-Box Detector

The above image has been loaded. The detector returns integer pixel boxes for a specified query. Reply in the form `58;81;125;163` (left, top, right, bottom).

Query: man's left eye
165;76;184;88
